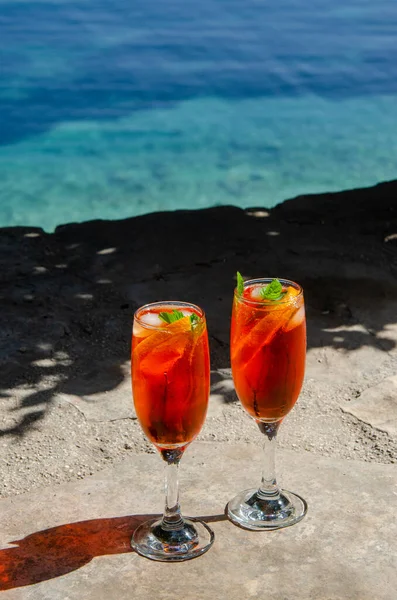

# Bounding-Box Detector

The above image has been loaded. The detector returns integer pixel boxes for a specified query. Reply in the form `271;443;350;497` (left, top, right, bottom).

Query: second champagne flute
227;276;307;530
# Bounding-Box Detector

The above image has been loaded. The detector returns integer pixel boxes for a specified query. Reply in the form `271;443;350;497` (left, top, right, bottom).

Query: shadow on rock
0;180;396;434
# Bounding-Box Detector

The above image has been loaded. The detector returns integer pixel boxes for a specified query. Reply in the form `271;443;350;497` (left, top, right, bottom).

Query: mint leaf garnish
158;309;185;324
158;309;200;330
236;271;245;296
190;313;199;326
259;279;287;301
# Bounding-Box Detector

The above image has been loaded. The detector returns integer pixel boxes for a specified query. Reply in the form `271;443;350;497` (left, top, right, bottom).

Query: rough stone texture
0;180;397;500
59;363;135;422
343;375;397;436
0;442;395;600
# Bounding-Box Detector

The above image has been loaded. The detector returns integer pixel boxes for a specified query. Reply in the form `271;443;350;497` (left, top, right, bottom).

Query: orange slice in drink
133;316;192;363
232;286;301;365
139;332;191;378
232;305;290;366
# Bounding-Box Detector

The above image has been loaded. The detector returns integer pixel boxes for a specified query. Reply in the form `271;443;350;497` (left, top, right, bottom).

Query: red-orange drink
132;303;210;450
231;279;306;422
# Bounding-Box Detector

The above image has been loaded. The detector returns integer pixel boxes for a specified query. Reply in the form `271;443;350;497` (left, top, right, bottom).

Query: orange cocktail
132;303;210;450
231;279;306;422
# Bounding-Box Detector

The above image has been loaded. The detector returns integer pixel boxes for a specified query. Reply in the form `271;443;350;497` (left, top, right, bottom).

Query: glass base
131;517;215;562
226;488;307;531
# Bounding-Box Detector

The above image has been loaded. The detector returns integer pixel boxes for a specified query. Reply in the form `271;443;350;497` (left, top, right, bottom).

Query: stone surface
0;442;395;600
0;180;397;499
343;375;397;436
59;362;135;421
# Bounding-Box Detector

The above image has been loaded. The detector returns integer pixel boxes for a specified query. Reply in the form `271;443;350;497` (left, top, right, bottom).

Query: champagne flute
227;277;307;530
131;301;214;560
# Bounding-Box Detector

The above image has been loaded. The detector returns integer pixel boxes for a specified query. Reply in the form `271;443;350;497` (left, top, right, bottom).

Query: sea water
1;0;396;231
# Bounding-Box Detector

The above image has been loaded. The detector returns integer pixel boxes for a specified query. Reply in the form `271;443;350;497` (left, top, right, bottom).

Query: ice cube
139;311;163;327
133;322;147;337
284;305;305;331
250;285;264;300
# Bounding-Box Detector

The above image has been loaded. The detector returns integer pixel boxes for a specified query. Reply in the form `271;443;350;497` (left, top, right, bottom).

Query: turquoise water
1;0;397;231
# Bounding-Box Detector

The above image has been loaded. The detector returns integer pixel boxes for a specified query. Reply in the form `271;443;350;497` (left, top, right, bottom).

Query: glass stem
161;448;184;532
257;421;282;499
